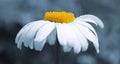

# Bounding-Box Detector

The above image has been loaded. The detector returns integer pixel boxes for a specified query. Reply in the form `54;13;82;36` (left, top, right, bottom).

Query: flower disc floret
44;12;75;23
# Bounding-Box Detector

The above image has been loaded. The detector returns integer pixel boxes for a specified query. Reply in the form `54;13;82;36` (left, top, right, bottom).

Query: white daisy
15;12;104;54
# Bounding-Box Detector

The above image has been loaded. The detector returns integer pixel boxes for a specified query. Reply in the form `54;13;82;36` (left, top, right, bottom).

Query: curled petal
74;22;99;53
75;14;104;28
75;21;98;38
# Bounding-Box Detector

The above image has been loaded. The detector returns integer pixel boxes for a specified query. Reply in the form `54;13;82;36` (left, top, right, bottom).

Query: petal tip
96;49;99;53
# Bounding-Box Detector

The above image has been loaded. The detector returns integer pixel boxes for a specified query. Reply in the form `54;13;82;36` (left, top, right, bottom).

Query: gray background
0;0;120;64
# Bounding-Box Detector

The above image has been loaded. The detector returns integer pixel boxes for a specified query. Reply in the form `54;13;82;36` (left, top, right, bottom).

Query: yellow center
44;12;75;23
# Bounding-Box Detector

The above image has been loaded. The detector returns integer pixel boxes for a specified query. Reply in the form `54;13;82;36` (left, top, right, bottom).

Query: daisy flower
15;12;104;54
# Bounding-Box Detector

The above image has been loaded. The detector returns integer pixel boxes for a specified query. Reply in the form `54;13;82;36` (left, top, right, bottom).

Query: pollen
44;12;75;23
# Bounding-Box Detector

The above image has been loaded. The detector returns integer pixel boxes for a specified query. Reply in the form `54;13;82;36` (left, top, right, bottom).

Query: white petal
15;22;31;44
16;22;35;49
63;45;72;52
47;28;56;45
75;14;104;28
74;44;81;54
71;23;89;51
34;39;46;51
21;22;35;48
75;21;98;38
56;23;67;46
57;23;81;53
63;24;81;54
74;23;99;53
24;21;48;49
34;22;55;51
22;21;42;47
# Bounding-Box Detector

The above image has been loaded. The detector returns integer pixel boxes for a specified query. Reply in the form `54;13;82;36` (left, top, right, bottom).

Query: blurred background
0;0;120;64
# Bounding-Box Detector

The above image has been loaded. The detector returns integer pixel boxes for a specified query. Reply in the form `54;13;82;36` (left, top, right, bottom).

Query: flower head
15;11;104;54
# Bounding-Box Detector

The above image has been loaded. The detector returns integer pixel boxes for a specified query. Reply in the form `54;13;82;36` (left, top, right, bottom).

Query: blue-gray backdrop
0;0;120;64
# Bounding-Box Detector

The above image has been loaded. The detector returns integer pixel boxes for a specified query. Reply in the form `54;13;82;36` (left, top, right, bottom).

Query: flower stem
55;41;60;64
